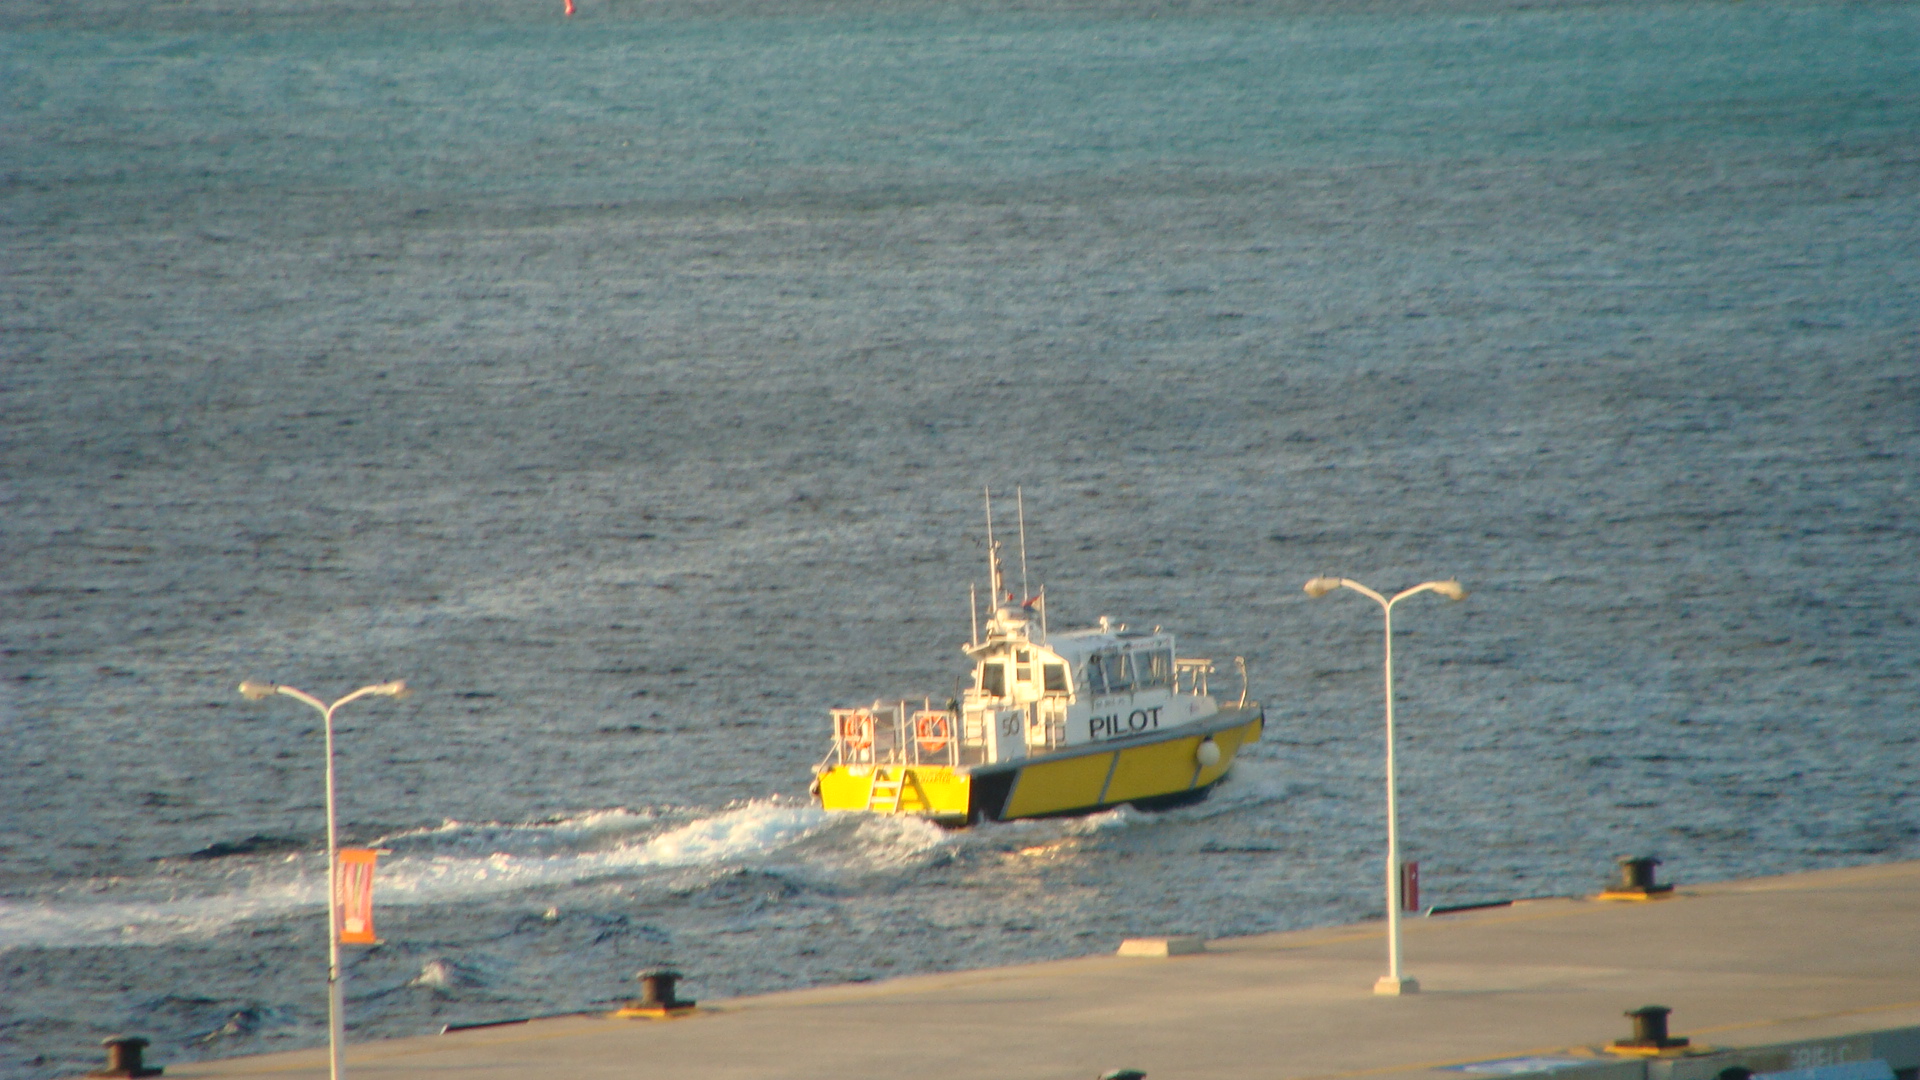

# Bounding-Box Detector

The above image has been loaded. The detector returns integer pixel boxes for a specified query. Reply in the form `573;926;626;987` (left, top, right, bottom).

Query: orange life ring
913;713;951;754
838;711;874;750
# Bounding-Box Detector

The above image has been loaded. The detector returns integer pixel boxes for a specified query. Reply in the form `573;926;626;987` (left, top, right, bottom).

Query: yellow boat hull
817;707;1263;825
817;762;974;824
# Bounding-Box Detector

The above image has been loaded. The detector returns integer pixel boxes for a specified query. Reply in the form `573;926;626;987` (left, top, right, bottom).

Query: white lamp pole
239;680;408;1080
1303;577;1465;996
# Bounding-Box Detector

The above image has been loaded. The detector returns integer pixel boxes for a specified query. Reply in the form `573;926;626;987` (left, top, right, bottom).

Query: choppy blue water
2;0;1917;1074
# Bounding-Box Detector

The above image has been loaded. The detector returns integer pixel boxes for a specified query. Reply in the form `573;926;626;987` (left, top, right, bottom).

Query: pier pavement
167;860;1920;1080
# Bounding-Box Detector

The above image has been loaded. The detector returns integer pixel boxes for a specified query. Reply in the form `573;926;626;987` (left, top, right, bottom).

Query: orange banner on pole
335;848;381;945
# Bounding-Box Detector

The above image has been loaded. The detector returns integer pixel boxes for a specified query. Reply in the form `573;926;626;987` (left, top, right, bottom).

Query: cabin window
979;663;1006;698
1101;652;1133;693
1084;659;1106;696
1042;663;1068;694
1138;649;1173;687
1015;649;1032;683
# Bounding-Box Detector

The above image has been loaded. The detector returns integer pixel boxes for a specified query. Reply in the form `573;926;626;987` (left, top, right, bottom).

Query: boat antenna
984;486;1002;601
1016;486;1030;604
969;582;979;647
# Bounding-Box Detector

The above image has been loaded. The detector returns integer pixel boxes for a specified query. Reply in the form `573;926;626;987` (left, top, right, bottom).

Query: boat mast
984;486;1000;602
969;582;979;647
1017;487;1030;603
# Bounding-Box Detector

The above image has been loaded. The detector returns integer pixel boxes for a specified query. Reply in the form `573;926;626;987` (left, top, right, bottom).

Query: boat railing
1175;658;1213;696
908;709;962;768
1031;700;1068;752
830;701;964;769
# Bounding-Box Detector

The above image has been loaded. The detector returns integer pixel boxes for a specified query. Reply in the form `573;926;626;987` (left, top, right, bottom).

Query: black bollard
638;970;685;1009
1599;856;1674;899
1620;858;1659;891
1607;1005;1691;1052
1629;1005;1672;1044
89;1037;163;1078
615;968;697;1017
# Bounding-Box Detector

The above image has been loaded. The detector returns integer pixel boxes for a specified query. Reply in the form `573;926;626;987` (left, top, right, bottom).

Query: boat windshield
979;662;1006;698
1137;648;1173;688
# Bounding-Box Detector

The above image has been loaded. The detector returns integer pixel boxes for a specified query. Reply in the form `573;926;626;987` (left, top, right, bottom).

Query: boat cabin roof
1041;624;1173;666
969;612;1173;668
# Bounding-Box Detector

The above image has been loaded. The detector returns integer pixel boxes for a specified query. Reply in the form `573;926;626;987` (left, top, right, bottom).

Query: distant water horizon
2;0;1916;1075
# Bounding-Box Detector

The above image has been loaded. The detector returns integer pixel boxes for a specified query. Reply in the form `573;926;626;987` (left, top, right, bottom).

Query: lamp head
374;680;410;700
1303;577;1341;598
238;681;277;701
1432;580;1468;601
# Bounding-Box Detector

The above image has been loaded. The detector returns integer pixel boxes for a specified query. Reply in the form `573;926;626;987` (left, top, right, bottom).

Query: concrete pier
167;860;1920;1080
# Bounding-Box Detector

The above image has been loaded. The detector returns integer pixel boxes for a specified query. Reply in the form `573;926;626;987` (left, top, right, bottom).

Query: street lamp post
1303;577;1466;996
238;679;408;1080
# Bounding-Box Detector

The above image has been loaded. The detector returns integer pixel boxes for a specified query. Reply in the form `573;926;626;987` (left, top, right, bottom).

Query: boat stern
817;764;971;826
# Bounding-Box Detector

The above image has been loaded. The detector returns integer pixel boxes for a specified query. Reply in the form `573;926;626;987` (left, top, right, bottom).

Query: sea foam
0;801;839;951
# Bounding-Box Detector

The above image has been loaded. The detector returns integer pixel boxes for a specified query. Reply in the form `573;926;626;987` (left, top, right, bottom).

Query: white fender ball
1196;739;1221;768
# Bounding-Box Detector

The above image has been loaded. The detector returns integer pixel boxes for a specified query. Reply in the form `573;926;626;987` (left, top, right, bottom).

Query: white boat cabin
857;601;1214;765
825;602;1224;772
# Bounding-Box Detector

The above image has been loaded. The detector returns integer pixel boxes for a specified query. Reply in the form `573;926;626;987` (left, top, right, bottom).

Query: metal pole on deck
1302;578;1465;997
238;680;409;1080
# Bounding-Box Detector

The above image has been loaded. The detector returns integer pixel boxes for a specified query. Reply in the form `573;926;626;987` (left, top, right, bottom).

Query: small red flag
336;848;382;945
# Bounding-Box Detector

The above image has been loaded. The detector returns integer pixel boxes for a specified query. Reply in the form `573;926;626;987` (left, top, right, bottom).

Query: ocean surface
2;0;1917;1074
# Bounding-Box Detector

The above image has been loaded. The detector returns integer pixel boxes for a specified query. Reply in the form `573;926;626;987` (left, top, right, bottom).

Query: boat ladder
867;766;912;813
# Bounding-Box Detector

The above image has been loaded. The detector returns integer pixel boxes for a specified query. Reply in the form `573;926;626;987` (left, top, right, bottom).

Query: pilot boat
812;499;1264;826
